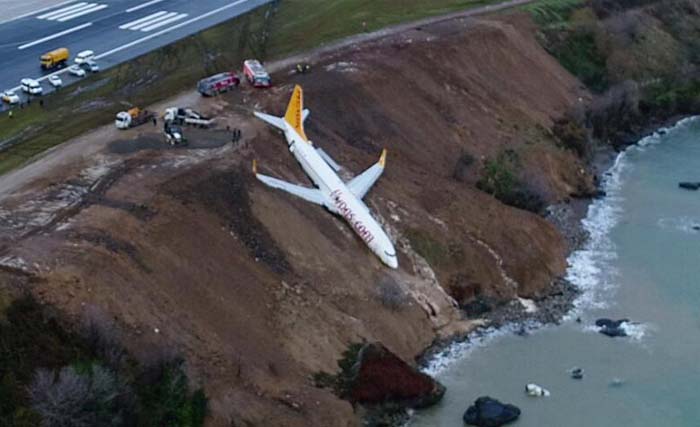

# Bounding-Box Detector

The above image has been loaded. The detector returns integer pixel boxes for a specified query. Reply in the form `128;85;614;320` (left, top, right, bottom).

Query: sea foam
565;116;699;317
421;117;699;375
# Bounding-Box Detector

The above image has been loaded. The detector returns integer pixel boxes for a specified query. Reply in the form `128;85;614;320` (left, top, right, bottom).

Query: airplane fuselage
283;124;398;268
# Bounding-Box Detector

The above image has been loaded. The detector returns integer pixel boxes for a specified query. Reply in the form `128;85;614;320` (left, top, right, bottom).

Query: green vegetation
554;30;608;92
405;228;450;269
528;0;700;144
312;341;365;398
1;0;510;176
266;0;501;58
523;0;585;27
644;79;700;115
476;150;545;213
552;115;589;157
523;0;608;91
0;295;207;427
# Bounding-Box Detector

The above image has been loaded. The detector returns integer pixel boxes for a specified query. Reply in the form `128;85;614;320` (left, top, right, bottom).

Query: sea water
410;117;700;427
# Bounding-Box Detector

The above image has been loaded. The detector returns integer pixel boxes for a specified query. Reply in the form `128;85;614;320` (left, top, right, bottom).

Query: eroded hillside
0;13;592;426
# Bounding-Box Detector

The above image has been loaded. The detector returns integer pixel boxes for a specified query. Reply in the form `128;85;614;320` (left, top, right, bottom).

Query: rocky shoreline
414;195;594;371
363;112;697;427
363;187;591;427
393;113;694;427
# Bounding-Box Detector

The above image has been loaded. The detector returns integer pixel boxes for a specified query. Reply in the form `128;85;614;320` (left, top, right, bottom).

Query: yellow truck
115;107;155;129
40;48;69;70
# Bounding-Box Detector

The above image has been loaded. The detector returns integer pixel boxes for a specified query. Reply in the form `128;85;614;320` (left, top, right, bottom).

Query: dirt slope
0;13;592;427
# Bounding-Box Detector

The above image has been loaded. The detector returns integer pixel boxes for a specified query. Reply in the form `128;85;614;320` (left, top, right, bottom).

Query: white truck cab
20;78;43;95
74;50;95;64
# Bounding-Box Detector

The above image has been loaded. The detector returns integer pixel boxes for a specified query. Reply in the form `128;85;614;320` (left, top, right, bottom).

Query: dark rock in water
570;367;584;380
678;182;700;190
693;225;700;231
347;342;445;409
600;327;627;337
595;318;629;328
594;190;607;198
595;318;629;337
463;396;521;427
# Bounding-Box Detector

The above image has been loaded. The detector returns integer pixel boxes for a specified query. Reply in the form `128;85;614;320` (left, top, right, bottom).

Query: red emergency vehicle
243;59;271;88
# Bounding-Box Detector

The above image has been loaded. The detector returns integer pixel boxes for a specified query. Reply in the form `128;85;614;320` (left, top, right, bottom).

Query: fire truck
197;71;240;96
243;59;271;88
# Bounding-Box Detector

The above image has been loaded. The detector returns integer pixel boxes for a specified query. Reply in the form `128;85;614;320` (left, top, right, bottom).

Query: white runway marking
18;22;93;49
127;12;177;30
37;2;106;21
139;13;187;31
8;0;255;93
126;0;165;13
37;2;88;19
120;11;188;32
96;0;249;60
0;0;78;25
56;3;107;21
119;11;168;29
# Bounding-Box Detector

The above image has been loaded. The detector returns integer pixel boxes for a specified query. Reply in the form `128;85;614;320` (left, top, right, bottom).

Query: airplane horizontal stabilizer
256;172;325;206
254;111;286;130
347;149;387;200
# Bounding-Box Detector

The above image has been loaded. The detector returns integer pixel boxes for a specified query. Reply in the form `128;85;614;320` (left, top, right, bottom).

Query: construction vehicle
164;123;185;145
243;59;271;88
197;71;239;96
40;48;69;70
163;107;214;128
115;107;155;130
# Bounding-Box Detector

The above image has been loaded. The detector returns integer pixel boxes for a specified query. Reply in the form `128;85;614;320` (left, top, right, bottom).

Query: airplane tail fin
284;85;308;141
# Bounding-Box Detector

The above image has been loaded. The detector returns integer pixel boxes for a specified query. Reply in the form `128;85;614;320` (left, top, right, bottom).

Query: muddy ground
0;12;593;427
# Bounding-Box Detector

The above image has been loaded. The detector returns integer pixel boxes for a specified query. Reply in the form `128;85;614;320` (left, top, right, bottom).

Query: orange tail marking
284;85;308;141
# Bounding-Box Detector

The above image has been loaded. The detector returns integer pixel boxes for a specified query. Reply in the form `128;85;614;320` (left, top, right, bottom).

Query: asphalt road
0;0;271;110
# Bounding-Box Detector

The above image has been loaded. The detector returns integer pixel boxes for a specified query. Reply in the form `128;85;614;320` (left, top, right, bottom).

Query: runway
0;0;272;109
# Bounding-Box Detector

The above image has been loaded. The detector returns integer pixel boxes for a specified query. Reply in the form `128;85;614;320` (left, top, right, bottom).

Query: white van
74;50;95;64
20;78;43;95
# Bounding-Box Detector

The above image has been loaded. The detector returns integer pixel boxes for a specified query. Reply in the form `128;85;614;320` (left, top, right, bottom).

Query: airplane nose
384;254;398;269
387;257;398;269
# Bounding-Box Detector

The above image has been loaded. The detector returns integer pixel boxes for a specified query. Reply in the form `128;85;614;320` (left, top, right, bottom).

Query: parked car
85;60;99;73
20;78;43;95
2;90;20;104
74;50;95;64
48;75;63;87
69;65;86;77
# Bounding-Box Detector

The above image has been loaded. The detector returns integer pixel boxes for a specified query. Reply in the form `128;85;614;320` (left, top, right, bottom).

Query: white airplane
253;85;398;269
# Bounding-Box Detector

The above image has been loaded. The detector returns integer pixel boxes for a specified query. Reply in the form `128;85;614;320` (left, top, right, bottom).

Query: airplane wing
347;149;387;200
256;172;325;206
254;111;286;130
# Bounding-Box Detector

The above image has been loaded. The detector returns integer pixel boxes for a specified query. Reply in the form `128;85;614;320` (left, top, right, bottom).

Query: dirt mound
0;13;592;427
